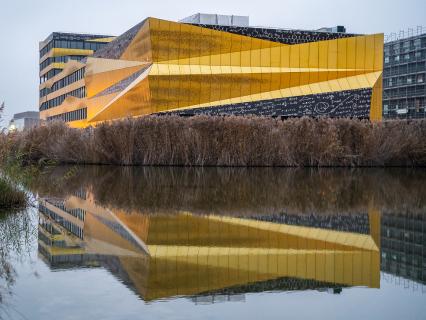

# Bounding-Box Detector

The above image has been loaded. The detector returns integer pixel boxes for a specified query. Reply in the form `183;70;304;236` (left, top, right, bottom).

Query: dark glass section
94;65;151;97
196;276;346;298
381;213;426;285
40;32;113;58
246;213;370;234
46;107;87;123
93;19;148;59
194;24;358;45
40;87;86;111
163;88;372;118
40;55;86;72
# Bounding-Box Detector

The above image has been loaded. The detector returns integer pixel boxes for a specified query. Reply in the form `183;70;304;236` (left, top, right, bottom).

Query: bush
1;116;426;167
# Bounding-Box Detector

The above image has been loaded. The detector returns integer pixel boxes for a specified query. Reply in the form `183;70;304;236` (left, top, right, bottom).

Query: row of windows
383;98;425;112
52;68;85;92
74;189;87;200
40;68;62;83
47;107;87;123
39;88;50;98
40;87;86;111
384;111;426;119
385;50;426;64
55;202;86;221
39;203;84;239
383;85;426;99
40;39;108;58
383;62;426;77
40;55;86;71
383;74;424;87
384;38;426;55
40;68;85;98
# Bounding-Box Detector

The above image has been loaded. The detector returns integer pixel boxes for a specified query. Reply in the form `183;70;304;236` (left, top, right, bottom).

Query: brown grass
31;166;426;217
2;116;426;167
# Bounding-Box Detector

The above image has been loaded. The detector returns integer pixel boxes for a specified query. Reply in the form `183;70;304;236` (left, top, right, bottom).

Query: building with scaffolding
383;27;426;119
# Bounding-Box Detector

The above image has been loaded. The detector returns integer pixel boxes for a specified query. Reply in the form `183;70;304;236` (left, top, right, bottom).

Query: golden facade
39;18;384;128
38;191;381;301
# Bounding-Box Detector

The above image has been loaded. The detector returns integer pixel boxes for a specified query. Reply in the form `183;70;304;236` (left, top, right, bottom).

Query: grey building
381;213;426;285
9;111;40;132
383;33;426;119
179;13;249;27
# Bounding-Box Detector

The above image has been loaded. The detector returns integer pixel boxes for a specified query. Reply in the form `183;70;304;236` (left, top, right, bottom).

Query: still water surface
1;167;425;319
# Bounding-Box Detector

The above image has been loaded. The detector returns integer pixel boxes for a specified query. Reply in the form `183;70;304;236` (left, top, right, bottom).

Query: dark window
46;107;88;123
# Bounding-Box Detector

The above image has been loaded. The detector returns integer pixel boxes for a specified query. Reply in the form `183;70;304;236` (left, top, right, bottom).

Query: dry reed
2;116;426;167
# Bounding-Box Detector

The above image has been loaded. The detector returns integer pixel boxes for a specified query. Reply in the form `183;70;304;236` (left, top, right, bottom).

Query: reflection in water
381;214;426;286
37;195;380;302
2;167;425;320
32;166;426;303
0;211;35;307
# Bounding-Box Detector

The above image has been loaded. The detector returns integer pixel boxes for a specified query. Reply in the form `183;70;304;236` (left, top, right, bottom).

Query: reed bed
0;178;26;211
2;116;426;167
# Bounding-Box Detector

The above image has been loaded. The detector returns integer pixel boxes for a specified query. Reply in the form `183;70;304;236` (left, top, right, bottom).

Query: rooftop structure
180;13;249;27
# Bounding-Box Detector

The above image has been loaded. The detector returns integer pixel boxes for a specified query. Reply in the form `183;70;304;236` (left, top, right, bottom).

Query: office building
38;32;115;118
8;111;40;131
383;32;426;119
39;15;383;128
381;213;426;284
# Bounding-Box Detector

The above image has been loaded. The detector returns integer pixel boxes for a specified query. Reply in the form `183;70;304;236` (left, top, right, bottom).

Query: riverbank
2;116;426;167
0;178;26;211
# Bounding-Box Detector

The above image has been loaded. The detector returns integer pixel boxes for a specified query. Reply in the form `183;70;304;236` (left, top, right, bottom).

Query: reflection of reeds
3;116;426;167
32;166;426;216
0;211;35;310
0;178;26;211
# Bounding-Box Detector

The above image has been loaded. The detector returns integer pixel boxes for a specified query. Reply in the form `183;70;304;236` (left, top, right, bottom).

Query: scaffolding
383;26;426;119
385;26;425;43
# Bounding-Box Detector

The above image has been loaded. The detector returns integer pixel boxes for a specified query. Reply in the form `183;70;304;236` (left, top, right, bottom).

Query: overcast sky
0;0;425;124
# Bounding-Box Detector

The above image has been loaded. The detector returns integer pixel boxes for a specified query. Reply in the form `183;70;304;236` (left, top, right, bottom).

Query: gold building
39;17;384;128
38;190;381;301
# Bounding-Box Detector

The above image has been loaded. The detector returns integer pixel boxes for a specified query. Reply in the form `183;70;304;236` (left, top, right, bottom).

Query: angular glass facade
39;18;384;127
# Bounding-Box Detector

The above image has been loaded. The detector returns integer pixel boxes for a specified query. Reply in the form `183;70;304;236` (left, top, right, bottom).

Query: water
1;167;425;320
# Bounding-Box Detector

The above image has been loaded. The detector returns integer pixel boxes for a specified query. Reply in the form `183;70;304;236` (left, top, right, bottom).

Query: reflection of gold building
38;191;380;301
39;16;383;128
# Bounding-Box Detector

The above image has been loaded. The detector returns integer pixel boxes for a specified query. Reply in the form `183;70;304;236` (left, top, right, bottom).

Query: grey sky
0;0;425;124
